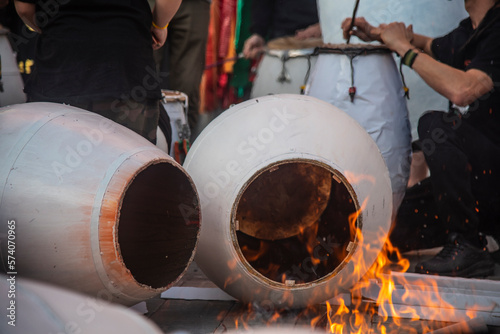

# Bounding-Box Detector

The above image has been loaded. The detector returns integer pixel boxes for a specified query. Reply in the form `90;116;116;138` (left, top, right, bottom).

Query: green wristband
402;48;419;68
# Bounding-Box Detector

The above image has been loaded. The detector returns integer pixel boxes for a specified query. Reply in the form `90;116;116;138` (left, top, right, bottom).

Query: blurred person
14;0;181;144
0;0;36;84
342;0;500;277
154;0;211;138
242;0;320;59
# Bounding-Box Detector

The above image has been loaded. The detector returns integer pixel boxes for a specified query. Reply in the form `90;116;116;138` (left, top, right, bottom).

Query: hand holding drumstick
341;17;414;52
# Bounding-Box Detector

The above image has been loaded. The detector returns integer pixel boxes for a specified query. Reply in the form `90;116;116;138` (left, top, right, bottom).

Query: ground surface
144;254;500;334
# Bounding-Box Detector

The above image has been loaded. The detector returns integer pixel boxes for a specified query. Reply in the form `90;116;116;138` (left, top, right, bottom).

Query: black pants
155;0;211;136
417;110;500;243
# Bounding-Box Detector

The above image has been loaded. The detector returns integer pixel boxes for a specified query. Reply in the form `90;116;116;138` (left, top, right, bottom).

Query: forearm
152;0;182;27
383;29;492;107
411;33;434;56
410;50;493;106
14;1;40;33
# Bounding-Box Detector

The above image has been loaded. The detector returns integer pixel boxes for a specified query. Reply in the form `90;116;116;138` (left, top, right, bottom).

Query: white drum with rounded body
250;37;322;98
306;45;412;213
0;102;200;306
317;0;468;139
184;94;392;308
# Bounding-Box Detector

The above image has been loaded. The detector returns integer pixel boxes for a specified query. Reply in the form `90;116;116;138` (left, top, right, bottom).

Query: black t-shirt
250;0;319;40
431;6;500;144
19;0;160;104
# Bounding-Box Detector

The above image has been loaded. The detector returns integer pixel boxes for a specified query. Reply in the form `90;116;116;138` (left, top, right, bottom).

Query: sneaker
414;232;495;278
486;235;500;264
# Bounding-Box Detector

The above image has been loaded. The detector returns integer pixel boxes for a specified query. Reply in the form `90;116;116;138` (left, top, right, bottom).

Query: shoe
486;235;500;264
415;232;495;278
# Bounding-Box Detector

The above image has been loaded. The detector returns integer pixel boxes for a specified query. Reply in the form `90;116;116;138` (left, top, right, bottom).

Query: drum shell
184;94;392;308
0;102;200;305
0;275;164;334
250;50;317;98
306;51;412;212
317;0;468;139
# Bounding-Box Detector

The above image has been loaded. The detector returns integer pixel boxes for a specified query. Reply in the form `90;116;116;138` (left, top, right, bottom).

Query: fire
297;223;322;266
223;168;493;333
241;241;269;262
322;232;489;334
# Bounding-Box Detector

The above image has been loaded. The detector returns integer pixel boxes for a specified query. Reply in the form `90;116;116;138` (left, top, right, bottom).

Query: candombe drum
306;44;412;213
0;103;201;306
316;0;468;139
156;89;191;161
0;275;164;333
184;94;392;308
250;37;322;98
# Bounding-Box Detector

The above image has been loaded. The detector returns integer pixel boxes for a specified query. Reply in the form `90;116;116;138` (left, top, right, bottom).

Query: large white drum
306;44;412;213
317;0;468;139
184;94;392;308
0;275;164;333
0;102;200;306
250;37;322;98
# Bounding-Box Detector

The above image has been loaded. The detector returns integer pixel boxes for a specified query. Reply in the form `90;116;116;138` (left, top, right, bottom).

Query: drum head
236;163;332;240
161;90;188;103
267;36;324;50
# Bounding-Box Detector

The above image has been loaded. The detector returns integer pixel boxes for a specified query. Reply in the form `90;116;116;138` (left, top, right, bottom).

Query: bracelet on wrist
402;48;419;69
152;21;169;30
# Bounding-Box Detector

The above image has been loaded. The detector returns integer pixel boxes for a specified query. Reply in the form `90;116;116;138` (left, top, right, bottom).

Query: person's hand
295;23;322;40
243;34;265;59
379;22;414;55
152;26;168;50
341;17;383;42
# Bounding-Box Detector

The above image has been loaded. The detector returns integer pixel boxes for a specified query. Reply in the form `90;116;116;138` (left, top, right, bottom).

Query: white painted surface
184;94;392;308
306;49;411;213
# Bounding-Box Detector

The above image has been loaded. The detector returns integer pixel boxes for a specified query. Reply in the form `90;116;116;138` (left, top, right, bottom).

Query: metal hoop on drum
267;49;315;87
250;37;323;98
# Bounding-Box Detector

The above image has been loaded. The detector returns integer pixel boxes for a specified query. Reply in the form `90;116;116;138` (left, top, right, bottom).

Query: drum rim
266;48;317;59
315;43;392;56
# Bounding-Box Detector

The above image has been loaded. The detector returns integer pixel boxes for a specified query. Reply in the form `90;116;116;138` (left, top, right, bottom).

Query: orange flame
226;170;489;333
322;231;486;334
241;241;269;262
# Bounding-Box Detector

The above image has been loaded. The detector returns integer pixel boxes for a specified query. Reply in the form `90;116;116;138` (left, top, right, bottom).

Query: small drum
306;44;412;215
156;90;190;162
250;37;323;98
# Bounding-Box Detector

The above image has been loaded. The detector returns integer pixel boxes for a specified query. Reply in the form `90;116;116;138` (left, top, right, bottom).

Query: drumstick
205;53;244;70
346;0;361;44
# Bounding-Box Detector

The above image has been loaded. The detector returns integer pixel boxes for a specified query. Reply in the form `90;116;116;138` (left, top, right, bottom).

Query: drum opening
118;162;200;289
233;161;358;285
